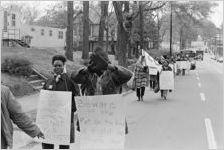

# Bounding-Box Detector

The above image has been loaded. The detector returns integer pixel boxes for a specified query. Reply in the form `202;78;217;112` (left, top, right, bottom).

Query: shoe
137;97;140;101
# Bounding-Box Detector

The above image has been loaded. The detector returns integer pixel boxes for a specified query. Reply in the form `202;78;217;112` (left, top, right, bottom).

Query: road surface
13;53;223;150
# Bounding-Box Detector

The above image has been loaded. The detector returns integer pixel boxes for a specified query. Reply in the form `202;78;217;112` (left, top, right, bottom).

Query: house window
49;30;53;36
41;29;44;36
12;14;16;26
58;31;63;39
31;28;35;32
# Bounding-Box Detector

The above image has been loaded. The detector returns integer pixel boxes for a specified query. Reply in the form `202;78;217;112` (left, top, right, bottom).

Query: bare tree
82;1;89;59
65;1;73;61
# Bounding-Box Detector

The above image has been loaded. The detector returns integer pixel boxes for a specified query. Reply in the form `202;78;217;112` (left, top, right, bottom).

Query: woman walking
160;60;172;100
134;56;149;101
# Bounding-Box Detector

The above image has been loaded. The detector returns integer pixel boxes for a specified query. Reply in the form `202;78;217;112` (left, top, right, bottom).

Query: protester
42;55;80;149
1;84;44;149
71;46;132;134
134;55;149;101
160;60;172;100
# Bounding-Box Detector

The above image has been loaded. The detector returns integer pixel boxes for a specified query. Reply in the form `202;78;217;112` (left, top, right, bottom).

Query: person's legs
141;87;145;101
59;145;70;149
136;88;141;101
161;90;163;98
42;143;54;149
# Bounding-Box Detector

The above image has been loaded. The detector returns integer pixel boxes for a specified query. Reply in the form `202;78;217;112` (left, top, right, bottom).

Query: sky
208;1;223;28
1;1;223;28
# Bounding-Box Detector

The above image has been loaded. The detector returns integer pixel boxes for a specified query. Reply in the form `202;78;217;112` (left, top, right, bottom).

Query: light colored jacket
1;85;40;149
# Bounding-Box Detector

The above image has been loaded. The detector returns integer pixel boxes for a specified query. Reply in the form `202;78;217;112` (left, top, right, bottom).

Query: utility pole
169;2;173;56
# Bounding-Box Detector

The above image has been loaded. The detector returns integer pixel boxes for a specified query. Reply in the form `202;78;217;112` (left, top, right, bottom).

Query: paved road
13;54;223;149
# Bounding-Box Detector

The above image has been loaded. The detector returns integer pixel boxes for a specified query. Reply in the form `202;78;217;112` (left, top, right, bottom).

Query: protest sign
149;67;158;75
36;90;72;145
180;61;188;69
75;94;126;149
159;71;174;90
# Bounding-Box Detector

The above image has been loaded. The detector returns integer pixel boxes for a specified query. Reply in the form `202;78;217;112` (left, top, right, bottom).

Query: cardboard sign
180;61;188;69
159;71;174;90
36;90;72;145
75;95;125;149
149;67;158;75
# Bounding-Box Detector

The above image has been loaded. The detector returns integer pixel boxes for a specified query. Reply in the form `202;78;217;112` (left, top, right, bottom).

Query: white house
1;6;66;48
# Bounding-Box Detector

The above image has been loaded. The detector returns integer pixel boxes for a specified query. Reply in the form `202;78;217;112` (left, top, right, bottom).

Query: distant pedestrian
160;60;172;100
42;55;80;149
134;56;149;101
1;85;44;149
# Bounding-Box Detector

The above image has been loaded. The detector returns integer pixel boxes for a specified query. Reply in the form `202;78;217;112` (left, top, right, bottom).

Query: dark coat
1;85;41;149
43;73;80;143
71;65;132;96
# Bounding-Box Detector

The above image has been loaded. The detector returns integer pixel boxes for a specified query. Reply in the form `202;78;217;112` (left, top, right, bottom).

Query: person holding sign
41;55;80;149
71;47;132;134
160;60;173;100
134;55;149;101
1;85;45;149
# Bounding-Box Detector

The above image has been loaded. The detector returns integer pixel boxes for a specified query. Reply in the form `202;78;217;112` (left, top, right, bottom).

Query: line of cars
210;54;223;63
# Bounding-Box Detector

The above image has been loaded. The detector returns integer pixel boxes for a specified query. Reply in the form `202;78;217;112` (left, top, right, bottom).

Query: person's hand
107;64;117;71
36;131;45;139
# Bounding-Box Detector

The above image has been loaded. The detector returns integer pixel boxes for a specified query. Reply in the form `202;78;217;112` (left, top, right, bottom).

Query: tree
82;1;89;59
171;1;218;49
65;1;73;61
98;1;109;47
113;1;129;67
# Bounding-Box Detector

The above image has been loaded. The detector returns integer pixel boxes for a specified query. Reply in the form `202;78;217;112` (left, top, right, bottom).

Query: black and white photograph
0;0;223;149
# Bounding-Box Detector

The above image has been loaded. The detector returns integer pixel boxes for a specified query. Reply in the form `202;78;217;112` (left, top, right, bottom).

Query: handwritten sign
75;95;125;149
180;61;188;69
36;90;72;145
149;67;158;75
159;71;174;90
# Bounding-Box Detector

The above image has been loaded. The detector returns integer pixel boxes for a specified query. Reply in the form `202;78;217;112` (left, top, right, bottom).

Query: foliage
1;57;33;76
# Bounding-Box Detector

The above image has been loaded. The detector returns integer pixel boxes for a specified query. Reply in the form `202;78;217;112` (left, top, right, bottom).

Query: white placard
36;90;72;145
180;61;188;69
149;67;158;75
75;95;125;149
159;71;174;90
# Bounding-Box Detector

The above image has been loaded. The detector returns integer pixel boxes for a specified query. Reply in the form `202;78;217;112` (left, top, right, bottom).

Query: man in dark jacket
42;55;80;149
71;47;132;133
1;85;44;149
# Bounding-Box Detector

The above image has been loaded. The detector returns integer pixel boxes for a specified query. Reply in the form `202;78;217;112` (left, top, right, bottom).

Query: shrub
1;57;33;76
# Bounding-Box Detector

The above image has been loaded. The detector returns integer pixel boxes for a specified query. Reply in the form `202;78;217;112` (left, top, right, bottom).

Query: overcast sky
1;1;223;28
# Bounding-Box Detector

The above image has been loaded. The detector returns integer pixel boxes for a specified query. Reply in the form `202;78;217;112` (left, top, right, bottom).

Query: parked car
217;57;223;63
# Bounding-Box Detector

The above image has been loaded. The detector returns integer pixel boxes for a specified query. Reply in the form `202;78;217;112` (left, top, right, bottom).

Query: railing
2;28;20;40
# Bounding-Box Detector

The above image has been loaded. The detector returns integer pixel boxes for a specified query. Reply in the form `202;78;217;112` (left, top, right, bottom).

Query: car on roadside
217;57;223;63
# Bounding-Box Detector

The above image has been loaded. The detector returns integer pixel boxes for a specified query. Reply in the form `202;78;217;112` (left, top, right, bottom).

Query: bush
1;57;33;76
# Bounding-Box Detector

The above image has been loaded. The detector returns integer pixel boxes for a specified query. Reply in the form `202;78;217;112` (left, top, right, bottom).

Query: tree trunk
65;1;73;61
139;2;144;49
113;1;129;67
82;1;89;59
117;23;129;67
106;28;109;53
98;1;109;47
